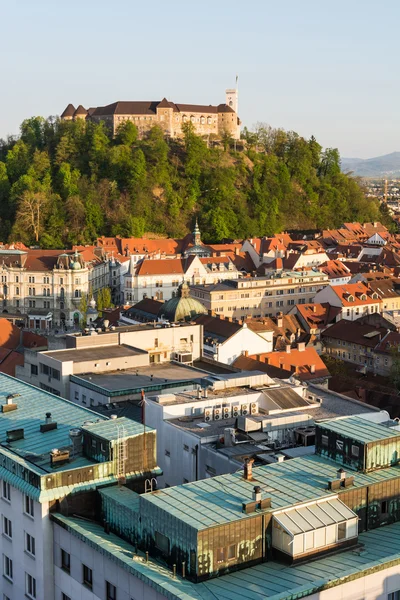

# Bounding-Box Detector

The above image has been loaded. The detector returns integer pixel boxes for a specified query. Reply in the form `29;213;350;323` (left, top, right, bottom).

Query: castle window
201;116;205;124
207;117;212;124
190;115;195;122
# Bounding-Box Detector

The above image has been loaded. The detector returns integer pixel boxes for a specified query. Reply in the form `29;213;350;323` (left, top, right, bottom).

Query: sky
1;0;399;158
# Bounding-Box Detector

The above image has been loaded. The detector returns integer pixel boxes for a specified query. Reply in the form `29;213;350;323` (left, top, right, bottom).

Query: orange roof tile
249;347;330;381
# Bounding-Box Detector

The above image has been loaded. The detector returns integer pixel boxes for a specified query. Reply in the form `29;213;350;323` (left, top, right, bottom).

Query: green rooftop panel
318;416;400;443
81;416;152;441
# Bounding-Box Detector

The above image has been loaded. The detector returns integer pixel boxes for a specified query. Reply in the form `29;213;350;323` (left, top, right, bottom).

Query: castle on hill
60;88;240;139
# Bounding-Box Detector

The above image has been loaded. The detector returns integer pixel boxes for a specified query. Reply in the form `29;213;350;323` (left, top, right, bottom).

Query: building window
82;394;86;404
337;522;346;540
61;549;70;573
25;532;35;557
3;555;13;581
83;564;93;589
321;435;328;447
155;531;170;555
106;581;117;600
216;547;225;563
336;440;344;452
351;444;359;458
2;516;12;539
227;544;236;560
388;591;400;600
2;481;10;502
30;364;38;376
183;444;189;452
24;494;34;517
62;594;71;600
165;450;170;457
25;572;36;598
381;500;389;515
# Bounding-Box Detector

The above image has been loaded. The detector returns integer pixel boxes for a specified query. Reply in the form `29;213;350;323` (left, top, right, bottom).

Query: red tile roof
248;347;330;381
296;303;342;330
331;283;381;306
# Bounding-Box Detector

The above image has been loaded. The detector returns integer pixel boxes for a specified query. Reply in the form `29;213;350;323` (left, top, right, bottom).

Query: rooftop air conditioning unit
241;404;249;416
223;407;231;419
214;408;222;421
204;408;213;422
251;402;258;415
232;405;240;418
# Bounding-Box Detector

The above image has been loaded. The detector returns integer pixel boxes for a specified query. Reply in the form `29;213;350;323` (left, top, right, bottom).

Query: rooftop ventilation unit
40;412;58;433
6;428;24;442
204;408;213;422
250;402;258;415
241;404;249;416
223;407;231;419
50;448;70;467
213;408;222;421
232;404;240;418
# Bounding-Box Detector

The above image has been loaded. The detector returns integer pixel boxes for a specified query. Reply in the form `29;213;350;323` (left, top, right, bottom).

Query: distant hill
341;152;400;177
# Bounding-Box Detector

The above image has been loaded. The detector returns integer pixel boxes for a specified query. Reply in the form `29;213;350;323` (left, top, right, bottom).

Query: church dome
158;282;207;322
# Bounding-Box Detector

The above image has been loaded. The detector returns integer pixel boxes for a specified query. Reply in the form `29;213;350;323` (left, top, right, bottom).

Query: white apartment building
0;373;160;600
124;254;239;305
0;248;111;330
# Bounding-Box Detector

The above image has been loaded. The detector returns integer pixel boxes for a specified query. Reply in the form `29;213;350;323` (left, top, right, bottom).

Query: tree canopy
0;116;389;247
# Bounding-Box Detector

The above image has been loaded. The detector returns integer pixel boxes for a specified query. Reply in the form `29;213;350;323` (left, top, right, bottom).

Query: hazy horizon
2;0;399;159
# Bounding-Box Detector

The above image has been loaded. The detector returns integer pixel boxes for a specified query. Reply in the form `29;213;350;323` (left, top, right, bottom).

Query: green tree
97;287;112;312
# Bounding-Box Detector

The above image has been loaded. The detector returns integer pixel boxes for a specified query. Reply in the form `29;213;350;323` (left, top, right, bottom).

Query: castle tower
225;89;238;114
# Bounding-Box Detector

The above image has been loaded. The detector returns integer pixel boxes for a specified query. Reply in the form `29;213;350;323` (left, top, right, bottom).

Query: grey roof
318;415;400;443
43;344;146;363
262;386;316;411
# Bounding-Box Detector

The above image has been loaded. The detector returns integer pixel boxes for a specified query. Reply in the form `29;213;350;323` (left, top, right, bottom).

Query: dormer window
347;294;354;302
360;294;367;301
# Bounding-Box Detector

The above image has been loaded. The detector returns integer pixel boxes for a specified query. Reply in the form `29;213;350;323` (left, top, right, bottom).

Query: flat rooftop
68;321;198;339
72;362;206;395
0;374;108;473
142;452;400;530
318;415;400;443
44;344;146;362
51;514;400;600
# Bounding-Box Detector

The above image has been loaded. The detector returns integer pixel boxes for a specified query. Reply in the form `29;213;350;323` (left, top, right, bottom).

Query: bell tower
225;88;238;113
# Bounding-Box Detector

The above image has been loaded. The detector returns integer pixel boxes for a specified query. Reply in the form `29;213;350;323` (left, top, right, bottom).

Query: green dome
158;282;207;322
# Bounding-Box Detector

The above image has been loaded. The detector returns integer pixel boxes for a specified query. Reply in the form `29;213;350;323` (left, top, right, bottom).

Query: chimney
45;412;52;424
203;388;208;399
197;387;202;399
312;305;317;313
243;350;249;357
276;312;283;328
337;468;346;480
310;364;316;374
285;344;291;354
224;427;235;447
244;458;254;481
235;247;240;256
297;342;305;352
40;412;58;433
252;485;261;502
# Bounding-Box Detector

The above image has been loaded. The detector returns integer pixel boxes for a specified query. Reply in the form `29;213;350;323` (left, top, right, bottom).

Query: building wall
120;324;203;362
215;327;273;365
191;273;328;319
305;562;400;599
53;523;167;600
0;481;54;600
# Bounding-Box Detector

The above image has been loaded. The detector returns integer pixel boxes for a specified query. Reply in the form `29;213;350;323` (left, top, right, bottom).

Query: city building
233;343;330;384
49;412;400;600
190;269;329;319
314;282;381;320
0;247;111;329
0;374;160;600
123;253;239;304
16;321;203;399
193;313;273;364
61;88;241;139
0;318;47;377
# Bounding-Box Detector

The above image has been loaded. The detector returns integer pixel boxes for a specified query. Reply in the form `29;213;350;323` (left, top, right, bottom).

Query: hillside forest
0;117;390;247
